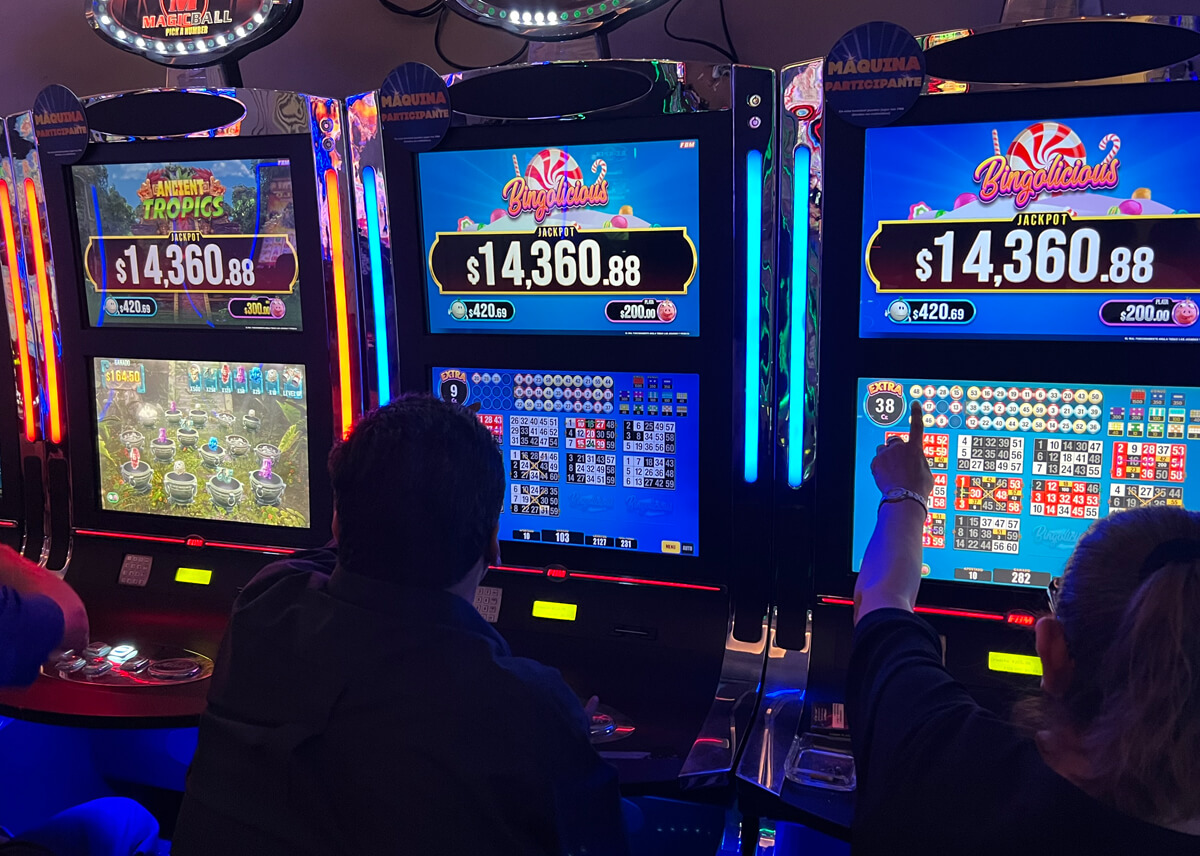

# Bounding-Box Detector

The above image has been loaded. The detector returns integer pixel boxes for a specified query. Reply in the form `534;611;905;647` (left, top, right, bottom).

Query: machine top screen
861;111;1200;342
434;366;700;557
72;158;302;331
853;377;1197;589
94;357;310;528
418;139;701;337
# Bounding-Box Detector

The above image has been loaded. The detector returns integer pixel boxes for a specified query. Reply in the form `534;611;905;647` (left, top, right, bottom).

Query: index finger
908;400;924;446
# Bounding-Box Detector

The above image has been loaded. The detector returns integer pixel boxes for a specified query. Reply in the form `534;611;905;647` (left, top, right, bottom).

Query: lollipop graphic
1005;122;1086;172
522;148;584;192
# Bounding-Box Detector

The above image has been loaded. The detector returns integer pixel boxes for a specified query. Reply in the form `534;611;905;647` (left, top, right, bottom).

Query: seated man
174;395;629;855
0;546;160;856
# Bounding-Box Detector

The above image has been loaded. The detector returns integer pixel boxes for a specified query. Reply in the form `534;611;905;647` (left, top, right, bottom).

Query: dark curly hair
328;394;504;588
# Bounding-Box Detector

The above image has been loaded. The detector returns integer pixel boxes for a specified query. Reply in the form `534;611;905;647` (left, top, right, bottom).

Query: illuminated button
661;540;681;554
1005;417;1019;431
107;644;138;663
175;567;213;585
1089;390;1103;404
532;600;578;621
1075;389;1089;404
1032;418;1046;432
122;657;150;673
909;384;924;398
967;386;981;400
83;643;112;659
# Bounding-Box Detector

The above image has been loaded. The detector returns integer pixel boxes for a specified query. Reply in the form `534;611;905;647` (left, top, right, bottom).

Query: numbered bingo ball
611;215;628;229
1132;187;1152;200
1173;299;1199;327
1118;199;1143;216
490;209;506;223
657;300;678;323
619;205;633;216
953;192;977;209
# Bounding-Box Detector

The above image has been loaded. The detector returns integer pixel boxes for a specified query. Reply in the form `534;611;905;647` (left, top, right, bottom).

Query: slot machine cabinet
349;60;777;786
738;15;1200;838
0;87;361;724
0;116;51;561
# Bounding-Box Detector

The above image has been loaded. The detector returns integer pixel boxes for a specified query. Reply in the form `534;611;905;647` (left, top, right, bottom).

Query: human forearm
0;547;87;649
855;495;926;622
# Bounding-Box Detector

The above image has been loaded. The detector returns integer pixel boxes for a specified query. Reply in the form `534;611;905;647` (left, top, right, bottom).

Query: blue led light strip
362;167;391;406
788;146;812;489
744;150;763;484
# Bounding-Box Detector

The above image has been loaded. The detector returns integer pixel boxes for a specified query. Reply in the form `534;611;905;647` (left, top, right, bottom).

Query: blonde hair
1022;506;1200;826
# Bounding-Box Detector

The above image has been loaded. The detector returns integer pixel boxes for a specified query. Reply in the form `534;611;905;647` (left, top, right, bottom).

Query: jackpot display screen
434;367;700;556
94;358;310;528
72;159;302;330
418;140;700;336
861;112;1200;342
853;377;1198;589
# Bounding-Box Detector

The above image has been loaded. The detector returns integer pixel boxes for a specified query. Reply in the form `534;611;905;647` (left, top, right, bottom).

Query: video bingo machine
349;60;777;783
778;15;1200;801
0;85;361;721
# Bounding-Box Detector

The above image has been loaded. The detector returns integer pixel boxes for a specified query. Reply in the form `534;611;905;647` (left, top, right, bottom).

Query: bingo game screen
418;140;701;336
434;367;700;556
861;112;1200;341
852;378;1200;589
73;159;302;330
94;358;311;528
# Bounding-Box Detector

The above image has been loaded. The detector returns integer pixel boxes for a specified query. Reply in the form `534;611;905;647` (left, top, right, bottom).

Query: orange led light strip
23;179;60;444
0;181;35;441
324;169;353;440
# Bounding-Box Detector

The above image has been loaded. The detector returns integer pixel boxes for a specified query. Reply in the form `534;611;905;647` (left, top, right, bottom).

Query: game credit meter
853;377;1200;588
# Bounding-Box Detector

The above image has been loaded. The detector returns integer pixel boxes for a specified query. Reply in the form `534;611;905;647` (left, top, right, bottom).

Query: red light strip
567;572;722;592
0;520;18;529
23;179;60;443
818;595;1005;622
323;169;354;440
489;564;545;575
0;181;36;442
75;529;295;554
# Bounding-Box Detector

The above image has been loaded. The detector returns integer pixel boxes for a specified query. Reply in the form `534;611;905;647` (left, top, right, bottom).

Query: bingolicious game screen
861;112;1200;341
434;366;700;557
418;140;700;336
72;159;301;330
94;358;310;528
852;377;1200;589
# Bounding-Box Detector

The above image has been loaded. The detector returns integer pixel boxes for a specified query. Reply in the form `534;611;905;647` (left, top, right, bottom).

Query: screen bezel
387;112;737;585
43;135;336;546
816;80;1200;608
414;137;704;339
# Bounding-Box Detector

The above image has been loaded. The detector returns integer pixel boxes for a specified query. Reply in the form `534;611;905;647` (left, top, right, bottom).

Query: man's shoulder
492;653;588;734
237;545;338;608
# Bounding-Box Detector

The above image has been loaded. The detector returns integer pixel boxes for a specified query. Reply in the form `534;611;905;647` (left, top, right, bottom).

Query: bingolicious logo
137;165;227;221
972;122;1121;210
501;148;610;224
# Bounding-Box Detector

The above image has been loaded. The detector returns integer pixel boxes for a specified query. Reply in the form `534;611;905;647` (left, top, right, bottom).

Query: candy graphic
490;209;505;222
618;205;633;215
1098;133;1121;166
524;148;583;193
591;158;607;184
909;201;932;219
1118;199;1142;216
991;128;1001;157
611;215;628;229
1006;122;1086;172
512;154;521;178
954;193;977;209
1132;187;1151;200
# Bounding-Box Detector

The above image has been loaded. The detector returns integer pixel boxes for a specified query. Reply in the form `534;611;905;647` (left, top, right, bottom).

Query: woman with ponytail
848;402;1199;854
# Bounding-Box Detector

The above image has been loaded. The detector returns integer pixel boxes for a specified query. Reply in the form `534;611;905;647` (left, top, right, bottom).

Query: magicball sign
88;0;298;64
418;139;701;337
826;21;925;128
861;111;1200;343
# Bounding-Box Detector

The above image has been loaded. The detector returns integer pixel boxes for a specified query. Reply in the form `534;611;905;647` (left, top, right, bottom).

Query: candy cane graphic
512;154;521;178
591;158;607;183
1098;134;1121;166
992;129;1001;157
